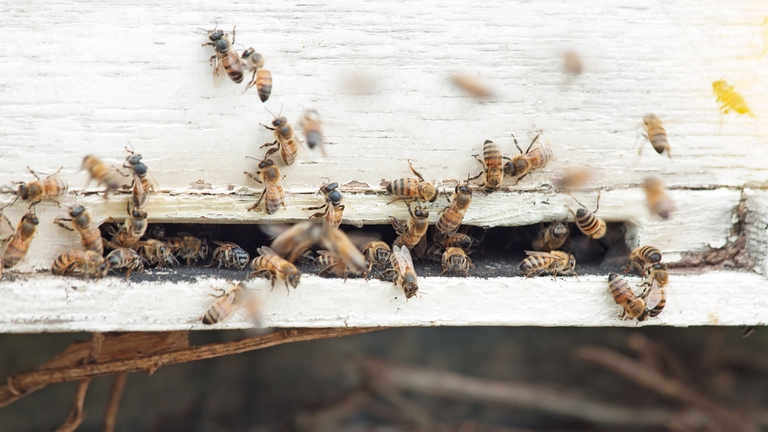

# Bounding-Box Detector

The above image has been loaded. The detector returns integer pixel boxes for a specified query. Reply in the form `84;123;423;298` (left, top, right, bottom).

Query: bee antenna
264;106;277;118
277;103;283;118
245;155;263;161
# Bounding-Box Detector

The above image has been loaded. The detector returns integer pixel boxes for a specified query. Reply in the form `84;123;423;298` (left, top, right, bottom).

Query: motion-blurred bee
436;183;472;236
106;248;144;279
314;250;365;280
385;160;438;204
434;232;480;254
391;245;418;299
82;155;122;197
166;233;209;267
13;167;68;207
643;177;675;220
360;241;392;277
244;158;286;214
532;221;569;252
249;246;301;292
208;241;250;270
202;282;259;325
54;205;104;256
202;27;244;85
108;203;148;250
641;263;668;318
639;114;671;158
264;222;323;263
305;181;362;229
624;245;663;275
0;210;39;270
260;115;302;166
565;192;606;240
440;247;472;276
300;109;324;151
52;249;108;279
391;202;429;253
449;73;494;99
608;273;654;321
712;80;755;117
562;51;583;76
519;250;577;279
138;239;178;268
470;140;504;192
503;131;552;184
319;227;368;276
553;168;593;191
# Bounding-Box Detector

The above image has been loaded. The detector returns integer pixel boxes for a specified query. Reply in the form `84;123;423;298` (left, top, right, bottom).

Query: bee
248;246;301;292
643;177;675;220
638;114;672;158
562;51;583;76
0;210;39;269
54;205;104;256
138;239;178;268
305;181;362;229
624;245;663;275
241;48;265;94
264;222;323;263
422;243;446;262
314;251;365;280
449;73;494;99
712;80;755;117
149;224;167;239
167;233;209;266
13;166;68;207
608;273;652;321
106;248;144;278
391;202;429;252
81;155;123;197
385;160;438;204
565;192;606;240
436;183;472;236
470;140;504;193
255;69;272;102
519;250;577;279
260;116;302;166
391;245;418;299
440;247;472;276
531;221;569;252
553;168;593;191
208;241;250;270
319;227;368;275
360;241;392;277
202;282;260;325
52;249;108;279
300;109;324;151
641;263;668;318
244;158;286;214
503;131;553;184
121;147;157;209
108;203;148;250
202;27;244;84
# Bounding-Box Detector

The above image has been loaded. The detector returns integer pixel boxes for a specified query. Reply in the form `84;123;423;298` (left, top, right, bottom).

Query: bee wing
392;246;408;275
257;246;279;257
523;250;562;261
264;181;289;215
643;279;663;311
212;57;226;88
341;198;363;228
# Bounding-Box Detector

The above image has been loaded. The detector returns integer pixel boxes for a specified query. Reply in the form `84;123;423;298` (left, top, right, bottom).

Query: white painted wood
745;189;768;276
0;272;764;333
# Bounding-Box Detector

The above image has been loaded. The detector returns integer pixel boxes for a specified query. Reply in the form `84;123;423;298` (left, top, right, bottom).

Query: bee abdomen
256;69;272;102
575;212;606;239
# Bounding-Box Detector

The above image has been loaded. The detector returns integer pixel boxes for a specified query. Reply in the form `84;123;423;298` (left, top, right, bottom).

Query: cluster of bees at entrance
0;29;757;325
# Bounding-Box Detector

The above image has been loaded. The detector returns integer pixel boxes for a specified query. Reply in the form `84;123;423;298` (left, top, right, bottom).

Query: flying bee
639;114;671;158
531;221;569;252
241;48;265;92
260;115;303;166
319;227;368;275
434;232;480;253
503;131;553;184
52;249;108;279
449;73;494;99
107;203;148;250
391;245;418;299
81;155;123;197
202;26;244;85
202;282;260;325
244;158;286;214
565;192;606;240
208;241;250;270
641;263;668;318
643;177;675;220
300;109;324;151
248;246;301;292
712;80;755;117
106;248;144;279
391;201;429;254
13;166;68;207
385;160;438;204
305;181;362;229
264;222;323;263
360;241;392;277
168;233;209;266
138;239;178;268
440;247;472;276
624;245;663;275
314;250;366;280
553;168;593;191
54;205;103;255
0;210;39;270
436;183;472;236
519;250;577;279
608;273;656;322
469;140;504;193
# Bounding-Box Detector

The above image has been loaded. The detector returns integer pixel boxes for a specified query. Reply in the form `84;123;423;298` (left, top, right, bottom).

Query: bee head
214;38;229;53
208;29;224;42
413;206;429;218
132;208;148;219
272;116;287;128
18;183;29;200
287;271;302;289
258;159;275;170
70;205;86;218
126;153;143;166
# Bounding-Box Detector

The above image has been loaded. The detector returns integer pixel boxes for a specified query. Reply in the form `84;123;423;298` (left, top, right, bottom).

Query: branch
360;358;674;428
55;379;90;432
575;345;759;432
0;328;382;409
102;373;128;432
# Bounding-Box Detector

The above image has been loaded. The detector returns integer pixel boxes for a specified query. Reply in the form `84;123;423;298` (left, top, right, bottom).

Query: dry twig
56;333;105;432
103;373;128;432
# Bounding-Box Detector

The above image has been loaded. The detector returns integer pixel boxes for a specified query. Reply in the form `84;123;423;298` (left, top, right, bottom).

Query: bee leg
243;71;258;93
407;160;425;181
525;131;542;154
259;123;276;131
263;146;280;160
54;218;75;231
244;171;262;184
386;196;406;205
26;166;41;180
231;25;236;44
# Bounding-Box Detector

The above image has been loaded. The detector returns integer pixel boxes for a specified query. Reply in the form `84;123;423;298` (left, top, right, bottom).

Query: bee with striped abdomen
81;155;122;198
712;80;754;117
107;203;148;250
305;181;362;229
106;248;144;279
260;115;302;166
436;183;472;236
138;239;178;268
624;245;663;275
314;250;365;280
360;241;392;278
608;273;653;321
391;201;429;253
440;247;472;276
641;263;668;318
121;147;157;209
248;246;301;293
434;232;480;254
640;114;671;158
202;282;260;325
300;109;324;151
0;210;39;271
202;26;244;85
385;160;438;204
643;177;675;220
208;241;250;270
503;131;553;184
167;233;209;267
52;249;108;279
244;158;286;214
14;167;68;207
241;48;265;94
470;140;504;193
519;250;577;279
319;227;369;276
391;245;418;299
531;221;569;252
565;192;606;240
54;205;104;256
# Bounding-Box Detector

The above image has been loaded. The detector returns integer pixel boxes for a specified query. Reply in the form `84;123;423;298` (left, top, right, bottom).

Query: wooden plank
745;189;768;275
